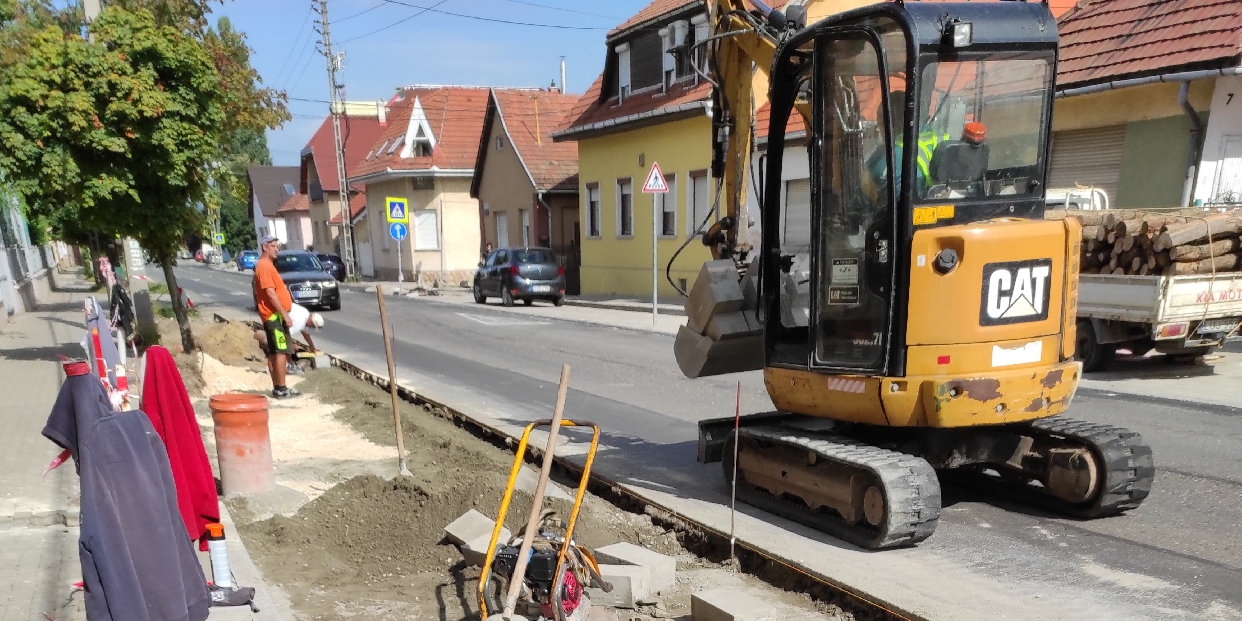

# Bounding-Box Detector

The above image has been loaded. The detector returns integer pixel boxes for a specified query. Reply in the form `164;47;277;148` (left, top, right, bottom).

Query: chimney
377;100;387;126
560;57;567;94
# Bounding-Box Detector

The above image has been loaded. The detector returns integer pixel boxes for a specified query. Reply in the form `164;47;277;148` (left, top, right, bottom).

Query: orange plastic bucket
209;393;276;496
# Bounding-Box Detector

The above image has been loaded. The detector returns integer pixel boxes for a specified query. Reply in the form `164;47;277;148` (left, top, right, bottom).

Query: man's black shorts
263;318;294;357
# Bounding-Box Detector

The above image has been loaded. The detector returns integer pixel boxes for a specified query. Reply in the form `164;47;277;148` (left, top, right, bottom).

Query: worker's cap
309;312;325;329
260;235;279;246
963;121;987;144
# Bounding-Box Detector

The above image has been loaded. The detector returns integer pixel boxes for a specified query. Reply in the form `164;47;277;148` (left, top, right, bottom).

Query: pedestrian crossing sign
642;162;668;193
213;232;225;244
386;197;409;224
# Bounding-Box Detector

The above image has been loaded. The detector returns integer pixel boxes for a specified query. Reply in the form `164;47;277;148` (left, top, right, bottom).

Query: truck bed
1078;273;1242;324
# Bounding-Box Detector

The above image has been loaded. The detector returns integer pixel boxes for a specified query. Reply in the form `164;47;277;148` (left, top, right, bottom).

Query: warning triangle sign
642;162;668;193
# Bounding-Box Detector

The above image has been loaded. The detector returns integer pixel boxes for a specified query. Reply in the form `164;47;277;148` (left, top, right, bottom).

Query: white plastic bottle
205;523;232;588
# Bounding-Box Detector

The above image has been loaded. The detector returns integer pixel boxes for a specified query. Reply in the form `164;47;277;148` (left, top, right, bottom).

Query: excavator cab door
765;24;904;374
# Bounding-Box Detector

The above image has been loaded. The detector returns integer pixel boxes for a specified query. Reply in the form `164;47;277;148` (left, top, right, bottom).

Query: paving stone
593;542;676;594
690;588;773;621
685;261;746;331
460;530;511;567
587;564;649;609
444;508;508;546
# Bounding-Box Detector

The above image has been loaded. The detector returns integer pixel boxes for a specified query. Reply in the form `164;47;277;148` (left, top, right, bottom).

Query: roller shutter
1047;125;1125;203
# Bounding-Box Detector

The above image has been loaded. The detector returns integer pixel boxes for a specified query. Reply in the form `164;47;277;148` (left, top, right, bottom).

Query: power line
337;1;387;22
270;5;314;87
279;26;319;92
499;0;620;20
380;0;606;31
339;0;450;44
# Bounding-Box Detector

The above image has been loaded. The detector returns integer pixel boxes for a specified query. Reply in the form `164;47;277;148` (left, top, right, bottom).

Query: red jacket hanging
141;346;220;550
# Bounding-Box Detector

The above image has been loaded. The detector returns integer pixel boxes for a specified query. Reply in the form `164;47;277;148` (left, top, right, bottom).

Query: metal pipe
1056;66;1242;98
1179;81;1205;208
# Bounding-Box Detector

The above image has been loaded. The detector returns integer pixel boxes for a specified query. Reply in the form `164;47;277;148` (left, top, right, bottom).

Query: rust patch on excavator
946;378;1003;402
1024;397;1047;413
1041;369;1064;389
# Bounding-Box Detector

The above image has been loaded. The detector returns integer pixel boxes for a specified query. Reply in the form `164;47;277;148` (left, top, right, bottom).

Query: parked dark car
274;250;341;310
316;252;346;281
473;247;565;307
237;250;259;271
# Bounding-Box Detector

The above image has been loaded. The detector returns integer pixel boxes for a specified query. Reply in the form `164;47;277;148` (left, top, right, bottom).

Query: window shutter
415;210;439;250
1047;126;1125;203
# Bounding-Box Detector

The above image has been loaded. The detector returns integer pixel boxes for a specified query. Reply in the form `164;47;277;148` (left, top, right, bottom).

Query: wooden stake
502;365;572;619
376;286;411;477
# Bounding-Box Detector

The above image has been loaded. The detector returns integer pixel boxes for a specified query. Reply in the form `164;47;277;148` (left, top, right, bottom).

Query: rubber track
731;426;942;549
949;416;1154;517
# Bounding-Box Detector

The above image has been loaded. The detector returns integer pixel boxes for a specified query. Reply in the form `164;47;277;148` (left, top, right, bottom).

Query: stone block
593;542;675;594
587;564;650;609
444;509;508;546
691;589;772;621
459;531;509;567
685;261;745;332
703;311;762;341
674;326;764;379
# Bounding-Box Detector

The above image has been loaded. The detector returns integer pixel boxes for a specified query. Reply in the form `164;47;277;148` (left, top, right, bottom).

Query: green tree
0;7;225;351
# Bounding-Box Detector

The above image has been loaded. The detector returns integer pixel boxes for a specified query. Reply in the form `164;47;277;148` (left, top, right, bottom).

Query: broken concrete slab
685;261;745;331
587;564;650;609
594;542;676;595
585;604;620;621
444;509;508;546
459;530;510;567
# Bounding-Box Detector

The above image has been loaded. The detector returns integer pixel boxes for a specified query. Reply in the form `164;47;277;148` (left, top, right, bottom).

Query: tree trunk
160;256;196;353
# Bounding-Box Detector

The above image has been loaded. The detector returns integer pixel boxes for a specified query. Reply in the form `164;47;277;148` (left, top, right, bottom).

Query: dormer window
660;27;675;90
616;42;631;102
692;13;709;79
400;96;438;159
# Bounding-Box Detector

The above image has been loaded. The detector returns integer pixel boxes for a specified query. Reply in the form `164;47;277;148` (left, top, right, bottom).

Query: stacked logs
1044;208;1242;276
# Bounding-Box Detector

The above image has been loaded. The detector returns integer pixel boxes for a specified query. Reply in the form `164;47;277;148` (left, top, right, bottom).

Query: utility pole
315;0;356;280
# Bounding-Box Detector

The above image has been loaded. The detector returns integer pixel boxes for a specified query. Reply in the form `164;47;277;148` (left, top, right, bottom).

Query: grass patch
154;300;198;319
149;282;169;295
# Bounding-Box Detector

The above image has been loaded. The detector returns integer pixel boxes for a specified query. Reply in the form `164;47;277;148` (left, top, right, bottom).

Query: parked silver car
473;247;565;307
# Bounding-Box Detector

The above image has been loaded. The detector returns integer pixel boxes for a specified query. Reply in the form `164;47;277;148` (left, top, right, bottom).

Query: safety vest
907;130;951;187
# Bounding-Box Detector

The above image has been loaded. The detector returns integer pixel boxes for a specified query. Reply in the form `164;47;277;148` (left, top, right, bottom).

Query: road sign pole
397;238;403;285
652;193;658;325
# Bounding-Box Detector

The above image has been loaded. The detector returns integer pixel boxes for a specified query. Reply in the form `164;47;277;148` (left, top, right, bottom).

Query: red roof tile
351;86;495;180
485;89;579;192
1057;0;1242;88
275;193;309;216
609;0;701;38
329;192;368;225
557;75;711;139
301;115;388;194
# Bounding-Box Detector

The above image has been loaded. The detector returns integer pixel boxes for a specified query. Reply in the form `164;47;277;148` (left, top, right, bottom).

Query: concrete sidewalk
0;271;289;621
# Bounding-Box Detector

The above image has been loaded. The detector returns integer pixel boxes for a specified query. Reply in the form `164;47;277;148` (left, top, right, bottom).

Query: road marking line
455;312;550;327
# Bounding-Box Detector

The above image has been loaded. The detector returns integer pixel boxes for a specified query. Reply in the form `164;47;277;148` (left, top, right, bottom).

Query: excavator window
916;53;1053;201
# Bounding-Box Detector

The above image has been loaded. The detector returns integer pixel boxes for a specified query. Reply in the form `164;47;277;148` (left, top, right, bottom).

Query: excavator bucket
674;261;764;377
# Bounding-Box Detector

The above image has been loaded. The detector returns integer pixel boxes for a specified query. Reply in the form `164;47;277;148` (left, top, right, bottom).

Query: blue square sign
386;197;409;224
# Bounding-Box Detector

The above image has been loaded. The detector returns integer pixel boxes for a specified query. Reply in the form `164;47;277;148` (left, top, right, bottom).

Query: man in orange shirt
252;236;301;398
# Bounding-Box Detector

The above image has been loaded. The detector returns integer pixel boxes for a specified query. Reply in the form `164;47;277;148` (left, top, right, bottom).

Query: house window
687;170;711;237
676;20;694;79
692;14;709;77
412;177;434;191
586;183;601;238
387;137;404;155
616;43;631;101
414;209;439;250
496;136;504;150
413;141;432;157
660;27;675;90
657;174;677;237
617;179;633;237
520;209;531;247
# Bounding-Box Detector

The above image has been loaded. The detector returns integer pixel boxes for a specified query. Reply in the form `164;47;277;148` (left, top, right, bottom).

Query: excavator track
946;416;1154;517
724;426;942;550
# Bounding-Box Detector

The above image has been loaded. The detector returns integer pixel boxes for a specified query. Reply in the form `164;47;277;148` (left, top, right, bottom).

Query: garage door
1046;125;1125;203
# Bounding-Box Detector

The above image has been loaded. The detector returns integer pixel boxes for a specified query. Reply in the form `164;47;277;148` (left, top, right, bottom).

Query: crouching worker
253;303;323;363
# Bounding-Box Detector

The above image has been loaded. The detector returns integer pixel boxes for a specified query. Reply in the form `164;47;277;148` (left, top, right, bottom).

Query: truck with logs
1047;207;1242;371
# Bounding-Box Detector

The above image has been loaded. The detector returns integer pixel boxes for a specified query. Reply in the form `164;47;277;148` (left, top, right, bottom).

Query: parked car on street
237;250;259;271
316;252;346;281
274;250;341;310
473;247;565;307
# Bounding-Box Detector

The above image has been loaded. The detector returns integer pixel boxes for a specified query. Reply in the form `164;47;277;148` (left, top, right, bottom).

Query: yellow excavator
675;0;1154;549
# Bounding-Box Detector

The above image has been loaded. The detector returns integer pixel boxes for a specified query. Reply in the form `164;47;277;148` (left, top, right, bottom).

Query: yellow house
552;0;717;298
349;86;496;286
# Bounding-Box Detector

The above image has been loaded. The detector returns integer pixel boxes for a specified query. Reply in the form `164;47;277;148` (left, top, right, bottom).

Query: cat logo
980;259;1053;326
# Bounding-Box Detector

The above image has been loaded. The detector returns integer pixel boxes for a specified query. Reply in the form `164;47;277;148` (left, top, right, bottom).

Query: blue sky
212;0;652;165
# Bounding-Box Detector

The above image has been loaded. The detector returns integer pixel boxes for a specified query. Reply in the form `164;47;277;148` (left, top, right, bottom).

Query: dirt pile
154;314;265;370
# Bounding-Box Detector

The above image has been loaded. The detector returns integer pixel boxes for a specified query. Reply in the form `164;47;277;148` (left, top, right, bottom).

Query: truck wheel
1076;320;1115;373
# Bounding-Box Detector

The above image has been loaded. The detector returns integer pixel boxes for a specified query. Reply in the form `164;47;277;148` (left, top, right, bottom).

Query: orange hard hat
963;121;987;144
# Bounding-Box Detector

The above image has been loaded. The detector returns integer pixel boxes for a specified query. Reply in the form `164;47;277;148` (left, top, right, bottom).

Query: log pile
1045;208;1242;276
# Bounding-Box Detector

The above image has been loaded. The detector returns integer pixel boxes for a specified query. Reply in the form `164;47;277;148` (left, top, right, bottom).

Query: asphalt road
165;263;1242;620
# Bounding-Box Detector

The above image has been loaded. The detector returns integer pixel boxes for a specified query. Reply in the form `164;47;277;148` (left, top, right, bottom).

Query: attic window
377;139;390;156
283;183;296;194
616;42;631;101
496;136;504;150
387;136;404;155
413;141;433;157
